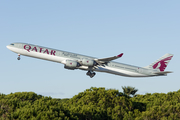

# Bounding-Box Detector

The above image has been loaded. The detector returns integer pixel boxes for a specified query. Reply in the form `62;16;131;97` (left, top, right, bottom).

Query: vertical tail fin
144;53;173;71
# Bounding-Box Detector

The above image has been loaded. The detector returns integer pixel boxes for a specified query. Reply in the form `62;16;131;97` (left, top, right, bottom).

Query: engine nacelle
82;59;96;66
64;60;80;70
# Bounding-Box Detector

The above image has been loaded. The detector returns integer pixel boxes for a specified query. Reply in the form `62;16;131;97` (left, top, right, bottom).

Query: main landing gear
17;54;21;60
86;70;96;78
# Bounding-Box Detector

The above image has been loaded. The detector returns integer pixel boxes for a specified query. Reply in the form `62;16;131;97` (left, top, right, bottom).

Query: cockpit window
10;44;14;46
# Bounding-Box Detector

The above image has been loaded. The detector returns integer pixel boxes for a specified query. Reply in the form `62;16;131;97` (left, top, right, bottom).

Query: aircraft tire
17;57;20;60
86;71;91;76
90;72;96;78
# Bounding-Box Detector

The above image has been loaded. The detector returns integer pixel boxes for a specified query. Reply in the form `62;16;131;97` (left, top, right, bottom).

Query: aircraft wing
94;53;123;63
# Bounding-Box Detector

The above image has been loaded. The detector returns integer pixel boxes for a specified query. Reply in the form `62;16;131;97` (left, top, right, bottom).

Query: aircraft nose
6;45;10;49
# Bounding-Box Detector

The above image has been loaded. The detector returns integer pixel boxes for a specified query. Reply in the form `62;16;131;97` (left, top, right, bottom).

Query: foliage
122;86;138;97
0;88;180;119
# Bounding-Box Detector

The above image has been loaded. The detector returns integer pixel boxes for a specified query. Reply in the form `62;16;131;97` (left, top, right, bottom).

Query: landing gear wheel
86;71;91;76
17;57;20;60
17;54;21;60
90;72;96;78
86;71;96;78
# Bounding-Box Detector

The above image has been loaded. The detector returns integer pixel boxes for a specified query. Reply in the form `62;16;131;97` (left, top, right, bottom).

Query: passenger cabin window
10;44;14;46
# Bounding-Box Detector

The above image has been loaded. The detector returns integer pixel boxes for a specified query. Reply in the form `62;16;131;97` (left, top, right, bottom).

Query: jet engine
64;60;80;70
82;59;97;66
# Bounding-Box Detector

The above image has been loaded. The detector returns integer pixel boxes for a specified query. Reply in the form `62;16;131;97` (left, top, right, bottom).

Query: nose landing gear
17;54;20;60
86;70;96;78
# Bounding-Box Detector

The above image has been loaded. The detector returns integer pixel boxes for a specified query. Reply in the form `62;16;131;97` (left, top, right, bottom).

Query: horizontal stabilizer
154;71;173;75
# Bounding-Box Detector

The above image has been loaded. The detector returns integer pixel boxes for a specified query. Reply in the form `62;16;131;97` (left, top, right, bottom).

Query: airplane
6;43;173;78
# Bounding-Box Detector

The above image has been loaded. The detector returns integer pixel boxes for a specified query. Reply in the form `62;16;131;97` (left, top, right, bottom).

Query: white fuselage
7;43;161;77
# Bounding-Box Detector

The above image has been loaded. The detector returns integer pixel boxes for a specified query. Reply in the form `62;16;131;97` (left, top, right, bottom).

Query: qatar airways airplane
7;43;173;78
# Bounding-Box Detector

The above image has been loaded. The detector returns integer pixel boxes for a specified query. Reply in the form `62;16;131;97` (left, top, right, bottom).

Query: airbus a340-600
7;43;173;78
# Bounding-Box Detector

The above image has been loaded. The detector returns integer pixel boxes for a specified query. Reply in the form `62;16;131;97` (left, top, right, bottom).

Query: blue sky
0;1;179;98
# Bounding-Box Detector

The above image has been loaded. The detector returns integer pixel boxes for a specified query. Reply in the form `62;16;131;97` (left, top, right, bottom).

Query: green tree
122;86;138;97
1;87;180;119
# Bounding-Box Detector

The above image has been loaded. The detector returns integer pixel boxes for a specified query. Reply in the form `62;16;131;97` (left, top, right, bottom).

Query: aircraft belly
95;66;148;77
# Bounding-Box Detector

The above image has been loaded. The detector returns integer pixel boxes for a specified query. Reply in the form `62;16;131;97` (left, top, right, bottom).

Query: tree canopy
122;86;138;97
0;87;180;120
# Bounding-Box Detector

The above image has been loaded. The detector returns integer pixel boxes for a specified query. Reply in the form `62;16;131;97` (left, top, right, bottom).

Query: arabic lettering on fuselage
24;45;56;56
62;52;80;59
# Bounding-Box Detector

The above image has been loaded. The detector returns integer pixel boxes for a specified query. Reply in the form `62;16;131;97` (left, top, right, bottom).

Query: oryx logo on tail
152;56;173;71
144;53;173;72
